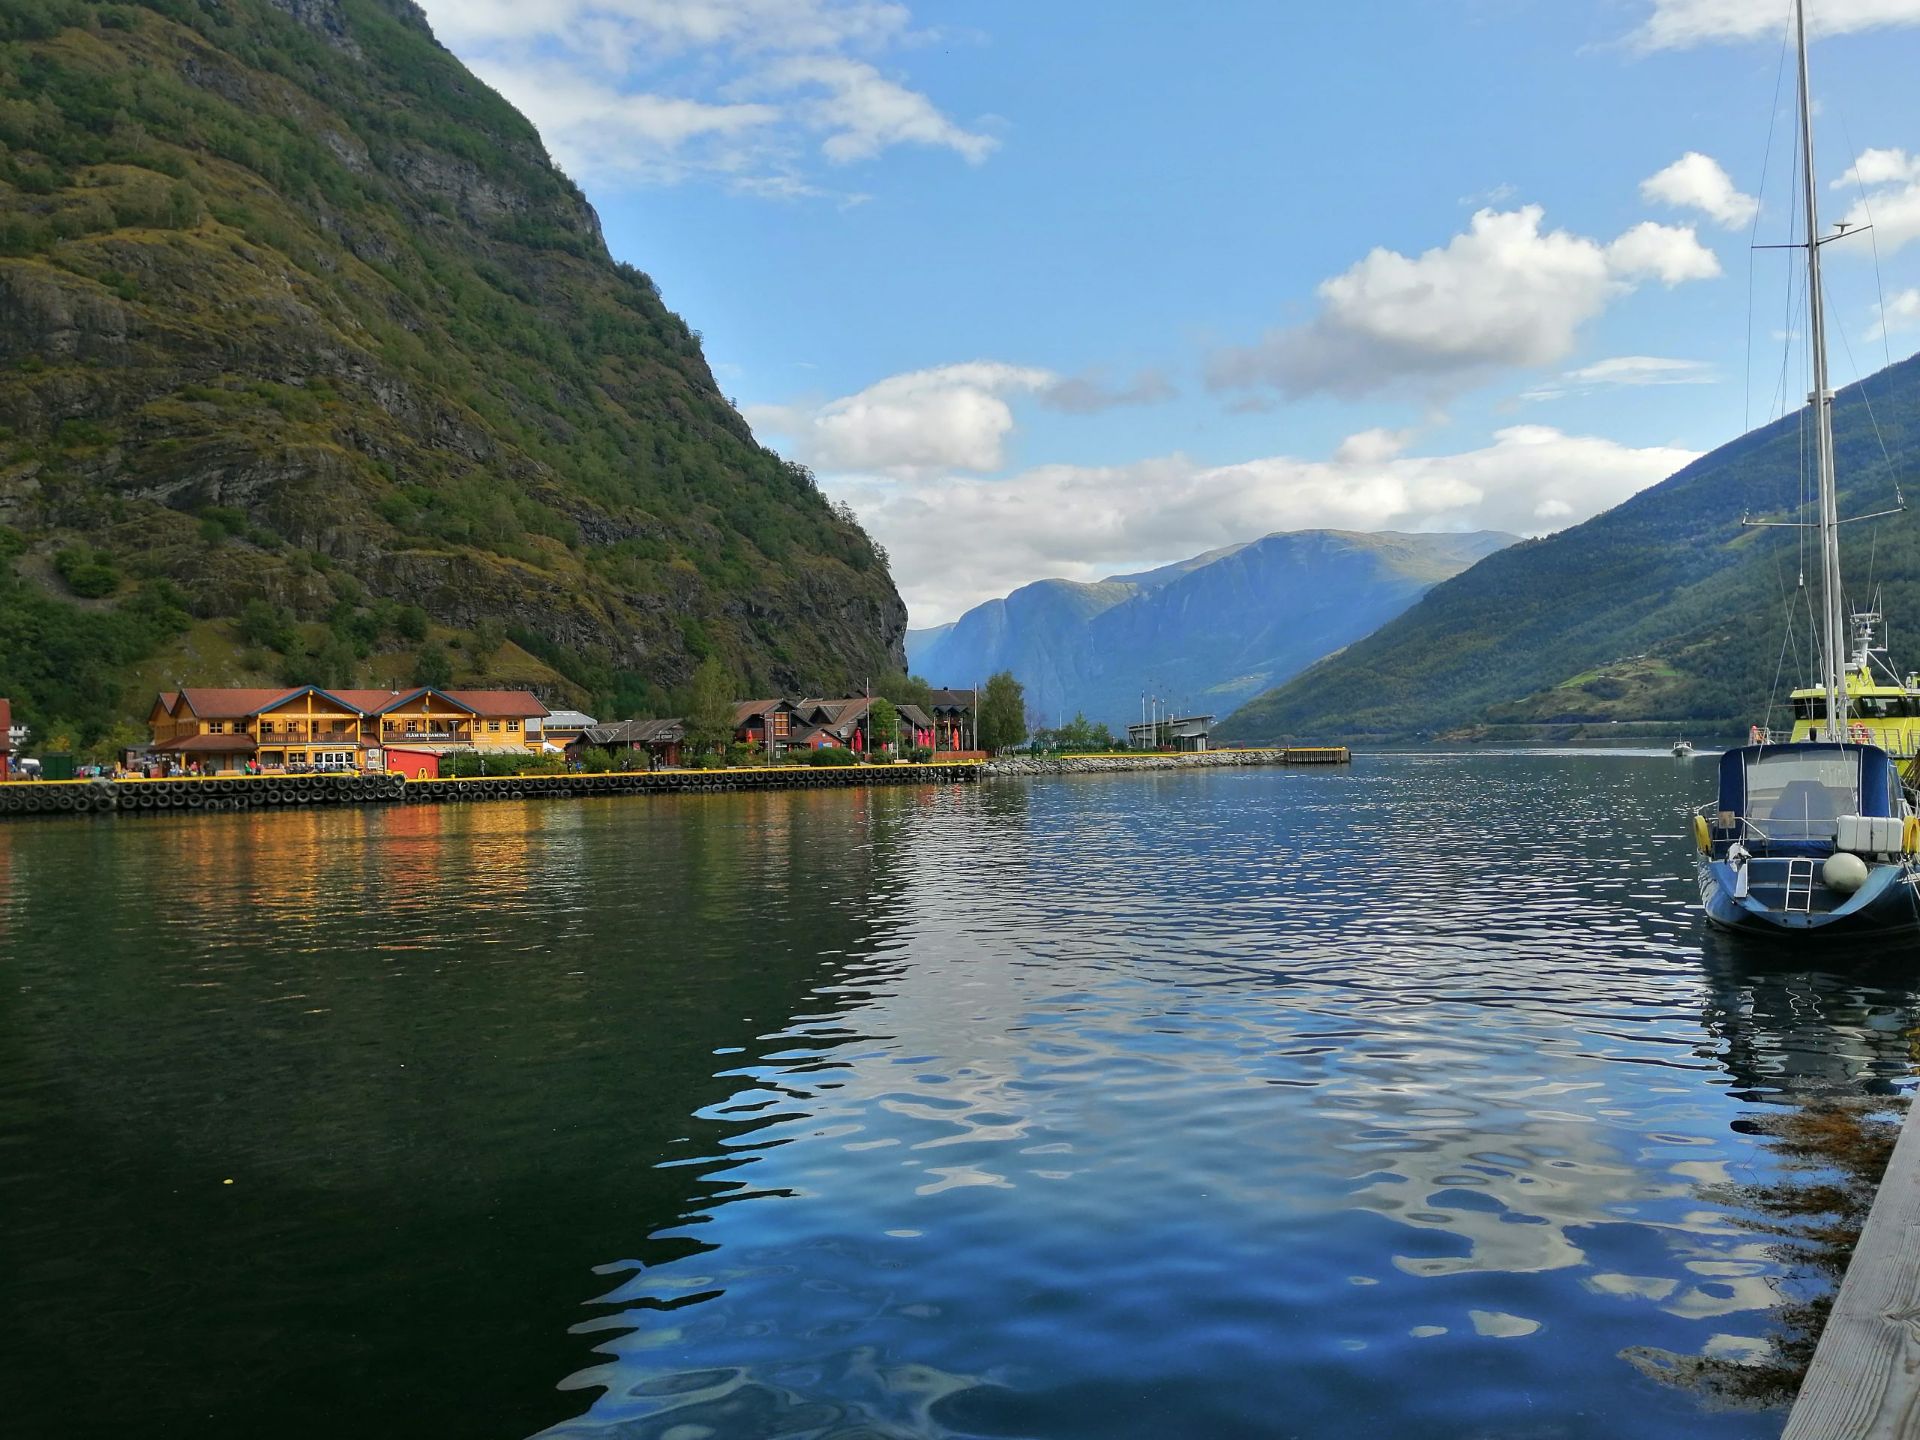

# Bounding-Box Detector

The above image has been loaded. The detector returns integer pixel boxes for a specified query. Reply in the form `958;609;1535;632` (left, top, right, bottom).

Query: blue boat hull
1697;855;1920;941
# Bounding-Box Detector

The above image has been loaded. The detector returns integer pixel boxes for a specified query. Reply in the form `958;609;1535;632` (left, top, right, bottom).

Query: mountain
0;0;904;744
1215;350;1920;745
909;529;1515;728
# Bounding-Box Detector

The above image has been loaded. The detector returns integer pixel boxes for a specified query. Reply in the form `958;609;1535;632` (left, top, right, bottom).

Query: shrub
54;546;119;598
808;747;858;767
579;749;612;773
725;741;761;767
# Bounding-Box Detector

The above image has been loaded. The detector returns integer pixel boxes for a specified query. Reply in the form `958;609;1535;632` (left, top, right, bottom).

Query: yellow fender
1905;814;1920;855
1693;814;1712;855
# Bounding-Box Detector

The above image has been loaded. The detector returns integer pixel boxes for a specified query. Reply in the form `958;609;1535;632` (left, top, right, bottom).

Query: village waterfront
1;751;1912;1439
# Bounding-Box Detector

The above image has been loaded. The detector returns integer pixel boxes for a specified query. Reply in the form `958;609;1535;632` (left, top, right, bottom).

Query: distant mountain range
907;530;1515;728
1216;349;1920;744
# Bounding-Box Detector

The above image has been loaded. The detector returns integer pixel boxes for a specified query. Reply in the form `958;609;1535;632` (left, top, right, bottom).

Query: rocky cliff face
0;0;906;726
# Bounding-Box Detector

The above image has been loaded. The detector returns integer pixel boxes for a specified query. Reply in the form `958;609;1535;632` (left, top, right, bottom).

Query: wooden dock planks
1785;1094;1920;1439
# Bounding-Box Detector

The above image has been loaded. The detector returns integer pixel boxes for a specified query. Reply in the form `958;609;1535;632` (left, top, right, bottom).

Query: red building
0;697;11;782
382;747;441;780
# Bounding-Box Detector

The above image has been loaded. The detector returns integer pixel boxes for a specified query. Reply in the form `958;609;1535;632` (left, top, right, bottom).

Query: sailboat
1692;0;1920;940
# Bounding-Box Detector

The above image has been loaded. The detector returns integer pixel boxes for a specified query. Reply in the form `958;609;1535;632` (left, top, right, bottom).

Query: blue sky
416;0;1920;625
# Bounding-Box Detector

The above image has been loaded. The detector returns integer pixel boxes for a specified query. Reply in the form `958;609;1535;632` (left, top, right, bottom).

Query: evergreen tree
412;642;453;690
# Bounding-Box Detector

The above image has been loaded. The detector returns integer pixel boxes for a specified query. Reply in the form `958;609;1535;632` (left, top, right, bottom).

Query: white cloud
426;0;914;60
1633;0;1920;49
1523;355;1717;401
415;0;989;194
828;426;1699;625
1870;288;1920;339
748;362;1053;476
469;60;779;182
749;361;1177;475
1641;153;1758;229
1835;147;1920;253
1605;221;1723;284
1836;148;1920;189
1206;207;1720;400
753;56;995;165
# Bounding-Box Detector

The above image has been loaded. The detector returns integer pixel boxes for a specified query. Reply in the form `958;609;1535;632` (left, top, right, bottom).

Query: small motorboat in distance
1672;739;1693;758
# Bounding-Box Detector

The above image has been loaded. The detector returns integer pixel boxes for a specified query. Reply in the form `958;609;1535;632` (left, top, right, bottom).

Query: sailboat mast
1796;0;1847;742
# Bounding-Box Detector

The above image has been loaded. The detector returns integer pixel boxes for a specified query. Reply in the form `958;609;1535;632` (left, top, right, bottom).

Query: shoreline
0;761;986;820
984;748;1349;777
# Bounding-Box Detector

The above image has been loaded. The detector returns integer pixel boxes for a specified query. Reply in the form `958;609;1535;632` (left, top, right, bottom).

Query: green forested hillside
0;0;904;746
1216;350;1920;744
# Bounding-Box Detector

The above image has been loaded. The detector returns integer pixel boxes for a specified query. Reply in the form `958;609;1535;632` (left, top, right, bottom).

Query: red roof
155;734;259;754
161;686;548;721
0;697;11;754
176;687;298;719
446;689;549;719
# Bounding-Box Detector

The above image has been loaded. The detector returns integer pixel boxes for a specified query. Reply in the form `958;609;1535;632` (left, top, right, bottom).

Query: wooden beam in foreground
1785;1095;1920;1439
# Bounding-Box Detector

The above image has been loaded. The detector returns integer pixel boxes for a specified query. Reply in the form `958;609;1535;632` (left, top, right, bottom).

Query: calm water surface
2;753;1916;1439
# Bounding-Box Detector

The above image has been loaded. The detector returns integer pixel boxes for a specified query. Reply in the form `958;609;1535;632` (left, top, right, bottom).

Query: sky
414;0;1920;628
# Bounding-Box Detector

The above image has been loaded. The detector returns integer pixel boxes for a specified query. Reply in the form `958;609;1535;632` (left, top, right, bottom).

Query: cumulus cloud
416;0;989;193
748;361;1176;475
1633;0;1920;48
1835;147;1920;253
1206;207;1720;400
468;60;779;182
747;363;1054;477
1523;355;1717;401
1870;288;1920;339
1641;153;1759;230
828;427;1699;625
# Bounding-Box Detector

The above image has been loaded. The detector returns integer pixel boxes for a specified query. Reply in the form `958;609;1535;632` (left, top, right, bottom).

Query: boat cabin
1708;742;1905;857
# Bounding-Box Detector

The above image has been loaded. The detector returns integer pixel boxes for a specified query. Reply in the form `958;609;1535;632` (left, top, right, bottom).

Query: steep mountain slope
1215;351;1920;744
911;529;1514;727
0;0;903;742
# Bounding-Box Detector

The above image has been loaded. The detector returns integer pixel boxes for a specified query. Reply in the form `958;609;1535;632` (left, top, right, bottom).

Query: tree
471;617;506;662
868;697;899;755
237;598;294;652
412;642;453;689
396;604;430;643
977;671;1028;753
683;656;736;757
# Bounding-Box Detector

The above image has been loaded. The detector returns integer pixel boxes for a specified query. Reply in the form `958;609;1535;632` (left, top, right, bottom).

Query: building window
488;720;501;732
771;713;789;738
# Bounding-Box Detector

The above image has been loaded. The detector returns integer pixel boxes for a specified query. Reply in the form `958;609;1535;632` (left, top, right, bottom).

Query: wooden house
145;686;550;773
569;717;686;768
0;697;11;781
925;689;978;751
732;699;802;758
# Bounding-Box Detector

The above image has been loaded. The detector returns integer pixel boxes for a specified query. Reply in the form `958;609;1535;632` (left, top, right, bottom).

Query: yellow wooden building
145;686;550;772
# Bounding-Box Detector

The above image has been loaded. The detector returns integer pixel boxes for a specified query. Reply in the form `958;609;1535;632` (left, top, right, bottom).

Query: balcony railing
257;732;363;747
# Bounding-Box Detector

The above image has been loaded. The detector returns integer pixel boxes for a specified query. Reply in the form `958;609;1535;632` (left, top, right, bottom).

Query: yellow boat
1773;609;1920;762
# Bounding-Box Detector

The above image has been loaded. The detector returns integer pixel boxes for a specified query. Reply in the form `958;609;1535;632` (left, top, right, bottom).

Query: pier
1785;1096;1920;1439
0;761;984;820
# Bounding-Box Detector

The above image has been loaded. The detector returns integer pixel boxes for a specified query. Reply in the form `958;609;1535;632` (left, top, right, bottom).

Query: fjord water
2;756;1914;1439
